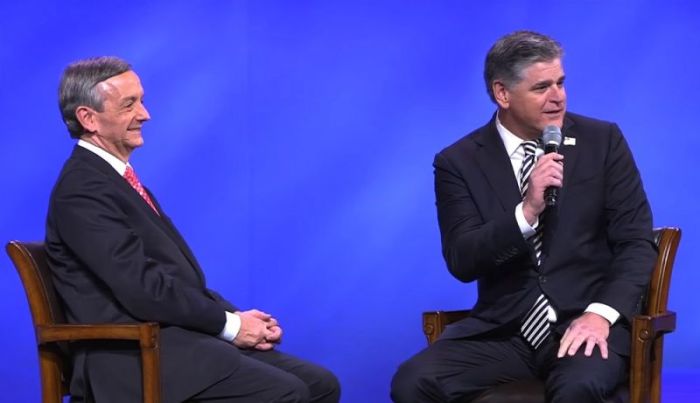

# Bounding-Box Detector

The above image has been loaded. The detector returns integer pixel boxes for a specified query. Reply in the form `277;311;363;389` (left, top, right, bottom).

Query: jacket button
538;275;547;284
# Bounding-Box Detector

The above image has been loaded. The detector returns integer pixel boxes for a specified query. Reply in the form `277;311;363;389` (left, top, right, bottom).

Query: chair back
646;228;681;316
7;241;70;401
637;227;681;403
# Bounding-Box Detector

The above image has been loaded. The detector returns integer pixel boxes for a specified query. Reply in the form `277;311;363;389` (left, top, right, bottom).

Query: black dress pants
391;333;627;403
189;348;340;403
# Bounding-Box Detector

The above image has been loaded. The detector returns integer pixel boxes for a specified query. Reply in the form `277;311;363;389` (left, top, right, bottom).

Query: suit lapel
71;146;207;285
541;115;578;266
473;119;522;212
557;115;579;208
145;189;208;285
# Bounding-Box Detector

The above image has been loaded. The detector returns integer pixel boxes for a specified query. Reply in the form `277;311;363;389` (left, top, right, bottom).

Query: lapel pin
563;137;576;146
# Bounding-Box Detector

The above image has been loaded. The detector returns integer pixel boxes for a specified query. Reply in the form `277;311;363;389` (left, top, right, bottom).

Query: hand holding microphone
522;125;564;224
542;125;563;206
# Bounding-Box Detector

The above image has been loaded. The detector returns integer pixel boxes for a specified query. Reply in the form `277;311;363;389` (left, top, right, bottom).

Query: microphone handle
544;143;559;206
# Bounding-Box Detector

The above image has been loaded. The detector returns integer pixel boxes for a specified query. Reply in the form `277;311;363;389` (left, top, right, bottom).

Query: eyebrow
530;75;566;89
119;96;138;106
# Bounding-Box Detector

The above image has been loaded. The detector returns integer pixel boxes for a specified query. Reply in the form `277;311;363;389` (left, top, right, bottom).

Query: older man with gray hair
47;56;340;403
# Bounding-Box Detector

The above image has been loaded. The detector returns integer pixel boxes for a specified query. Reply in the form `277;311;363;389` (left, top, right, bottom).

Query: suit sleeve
595;124;657;322
51;170;227;335
433;152;532;283
207;289;239;312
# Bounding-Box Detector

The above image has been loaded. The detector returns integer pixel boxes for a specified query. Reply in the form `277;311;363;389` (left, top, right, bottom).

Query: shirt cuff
217;311;241;342
515;202;537;239
585;303;621;325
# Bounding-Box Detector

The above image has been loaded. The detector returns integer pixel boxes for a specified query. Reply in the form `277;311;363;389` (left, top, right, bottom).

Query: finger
567;334;587;356
544;153;564;162
548;179;563;188
254;342;274;351
248;309;272;320
266;317;279;327
249;309;269;317
538;153;564;166
267;326;282;341
558;338;573;358
263;327;275;340
541;164;563;178
598;339;609;360
584;337;596;357
557;328;572;358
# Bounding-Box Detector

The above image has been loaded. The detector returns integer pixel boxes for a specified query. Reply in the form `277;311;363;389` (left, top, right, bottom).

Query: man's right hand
232;309;274;348
522;152;564;224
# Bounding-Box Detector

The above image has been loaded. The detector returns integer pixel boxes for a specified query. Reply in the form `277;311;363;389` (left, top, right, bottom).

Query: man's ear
75;106;97;133
493;81;510;109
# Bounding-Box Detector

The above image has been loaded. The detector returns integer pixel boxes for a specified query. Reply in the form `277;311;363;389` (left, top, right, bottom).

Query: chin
542;117;564;129
128;137;144;148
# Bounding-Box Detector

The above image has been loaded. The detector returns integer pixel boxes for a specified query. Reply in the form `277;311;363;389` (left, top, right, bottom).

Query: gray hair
58;56;132;138
484;31;563;103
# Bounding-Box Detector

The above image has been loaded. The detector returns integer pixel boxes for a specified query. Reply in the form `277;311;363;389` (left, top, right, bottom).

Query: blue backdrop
1;1;698;402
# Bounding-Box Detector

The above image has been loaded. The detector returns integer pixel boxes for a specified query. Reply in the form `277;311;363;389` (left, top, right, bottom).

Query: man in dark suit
391;31;657;402
46;56;340;403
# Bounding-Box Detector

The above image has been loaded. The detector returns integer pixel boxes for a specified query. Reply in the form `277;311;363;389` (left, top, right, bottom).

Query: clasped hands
233;309;283;351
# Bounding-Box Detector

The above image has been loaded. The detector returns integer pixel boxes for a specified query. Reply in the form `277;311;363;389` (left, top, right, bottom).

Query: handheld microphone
542;125;562;206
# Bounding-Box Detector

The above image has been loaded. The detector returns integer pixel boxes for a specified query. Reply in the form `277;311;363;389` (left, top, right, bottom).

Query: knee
546;353;625;403
546;371;607;402
310;367;341;403
279;376;311;403
391;359;437;403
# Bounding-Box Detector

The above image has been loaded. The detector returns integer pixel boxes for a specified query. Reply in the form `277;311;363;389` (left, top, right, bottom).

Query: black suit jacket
434;112;657;355
46;146;241;403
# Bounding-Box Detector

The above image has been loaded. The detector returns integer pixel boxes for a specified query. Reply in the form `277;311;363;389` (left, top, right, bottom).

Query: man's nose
549;85;565;103
137;103;151;121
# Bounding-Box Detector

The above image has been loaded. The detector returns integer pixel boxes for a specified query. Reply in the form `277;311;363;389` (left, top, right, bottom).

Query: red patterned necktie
123;166;159;214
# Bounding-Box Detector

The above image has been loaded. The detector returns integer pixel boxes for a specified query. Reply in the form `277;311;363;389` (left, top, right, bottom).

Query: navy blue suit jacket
434;112;657;355
46;145;240;403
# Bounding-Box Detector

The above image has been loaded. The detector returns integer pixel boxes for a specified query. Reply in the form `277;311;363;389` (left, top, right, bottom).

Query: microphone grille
542;125;562;145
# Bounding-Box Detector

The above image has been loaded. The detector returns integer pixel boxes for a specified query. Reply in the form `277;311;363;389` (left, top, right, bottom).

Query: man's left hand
557;312;610;359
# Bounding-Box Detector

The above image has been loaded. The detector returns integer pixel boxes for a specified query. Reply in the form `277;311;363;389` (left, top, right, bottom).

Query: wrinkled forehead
517;58;564;82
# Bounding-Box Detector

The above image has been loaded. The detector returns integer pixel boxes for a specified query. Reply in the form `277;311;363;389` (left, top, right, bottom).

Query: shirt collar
77;139;129;176
495;113;526;158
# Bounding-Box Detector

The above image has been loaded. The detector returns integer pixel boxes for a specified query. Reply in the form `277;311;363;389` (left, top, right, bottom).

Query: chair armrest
422;310;471;345
629;311;676;403
632;311;676;339
36;323;161;403
37;323;159;348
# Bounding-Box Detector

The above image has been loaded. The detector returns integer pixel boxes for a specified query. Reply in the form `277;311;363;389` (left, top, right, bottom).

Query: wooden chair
6;241;161;403
422;227;681;403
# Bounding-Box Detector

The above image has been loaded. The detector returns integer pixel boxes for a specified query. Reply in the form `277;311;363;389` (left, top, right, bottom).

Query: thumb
248;309;272;320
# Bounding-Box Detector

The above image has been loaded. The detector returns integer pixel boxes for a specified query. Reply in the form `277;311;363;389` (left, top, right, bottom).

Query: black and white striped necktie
518;140;551;349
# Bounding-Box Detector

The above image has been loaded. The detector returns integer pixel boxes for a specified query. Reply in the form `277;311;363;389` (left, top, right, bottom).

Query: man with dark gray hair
391;31;656;402
46;56;340;403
